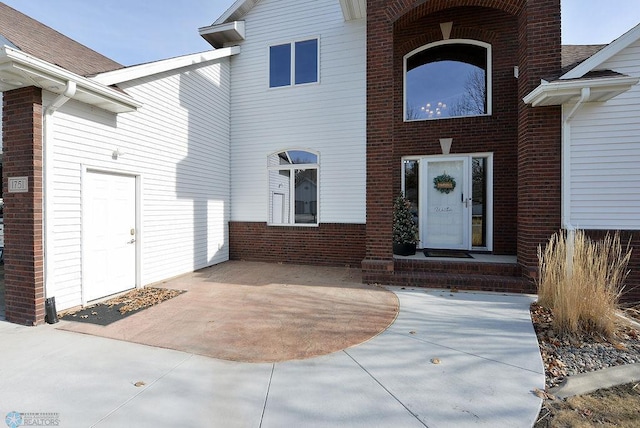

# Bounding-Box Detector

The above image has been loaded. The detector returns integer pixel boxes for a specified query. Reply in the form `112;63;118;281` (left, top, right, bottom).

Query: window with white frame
268;150;319;225
404;40;491;121
269;39;319;88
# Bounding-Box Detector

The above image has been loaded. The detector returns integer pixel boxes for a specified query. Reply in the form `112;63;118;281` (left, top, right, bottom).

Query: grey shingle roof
0;2;123;76
561;44;606;75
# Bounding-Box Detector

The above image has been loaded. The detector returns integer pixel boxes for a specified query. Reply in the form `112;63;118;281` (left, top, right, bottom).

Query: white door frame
80;165;142;305
402;153;493;251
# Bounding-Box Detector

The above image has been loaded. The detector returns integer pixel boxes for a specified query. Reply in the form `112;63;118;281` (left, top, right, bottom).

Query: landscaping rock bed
532;303;640;427
532;303;640;389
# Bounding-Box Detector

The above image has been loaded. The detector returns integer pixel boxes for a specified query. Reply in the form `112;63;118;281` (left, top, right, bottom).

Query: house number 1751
8;176;29;193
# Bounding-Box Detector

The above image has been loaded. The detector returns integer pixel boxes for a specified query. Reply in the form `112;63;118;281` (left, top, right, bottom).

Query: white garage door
84;171;137;302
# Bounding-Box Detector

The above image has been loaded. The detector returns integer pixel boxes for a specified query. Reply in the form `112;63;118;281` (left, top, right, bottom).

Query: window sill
403;113;491;123
267;223;319;228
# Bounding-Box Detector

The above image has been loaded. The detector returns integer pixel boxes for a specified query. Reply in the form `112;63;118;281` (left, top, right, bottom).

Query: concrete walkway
0;286;544;427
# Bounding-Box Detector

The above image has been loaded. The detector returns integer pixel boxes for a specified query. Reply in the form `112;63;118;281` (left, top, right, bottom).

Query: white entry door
84;171;137;302
421;157;470;250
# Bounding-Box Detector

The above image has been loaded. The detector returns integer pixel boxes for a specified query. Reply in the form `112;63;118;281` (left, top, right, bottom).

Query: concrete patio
0;262;545;427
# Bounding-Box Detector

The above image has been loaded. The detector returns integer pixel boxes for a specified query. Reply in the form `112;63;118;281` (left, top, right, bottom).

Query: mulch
60;287;184;326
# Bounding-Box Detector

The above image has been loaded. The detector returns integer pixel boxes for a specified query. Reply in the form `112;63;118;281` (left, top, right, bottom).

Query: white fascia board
213;0;259;25
523;75;639;107
562;23;640;80
339;0;366;21
199;21;246;49
93;47;241;86
0;46;141;112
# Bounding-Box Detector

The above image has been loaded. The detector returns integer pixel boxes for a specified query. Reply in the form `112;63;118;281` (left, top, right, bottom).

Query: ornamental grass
537;230;632;338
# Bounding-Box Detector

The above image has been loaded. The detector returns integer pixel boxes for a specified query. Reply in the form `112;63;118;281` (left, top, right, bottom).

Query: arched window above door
404;40;491;121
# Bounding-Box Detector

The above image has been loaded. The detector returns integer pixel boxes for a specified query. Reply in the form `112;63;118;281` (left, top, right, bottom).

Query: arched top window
268;149;319;226
268;149;318;166
404;40;491;121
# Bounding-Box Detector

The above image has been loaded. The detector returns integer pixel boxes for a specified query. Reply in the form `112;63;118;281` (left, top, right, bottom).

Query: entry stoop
391;257;536;294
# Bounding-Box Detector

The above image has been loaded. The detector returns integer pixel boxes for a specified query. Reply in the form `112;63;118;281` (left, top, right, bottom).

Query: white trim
93;47;240;86
199;21;246;48
561;103;572;232
339;0;366;21
80;166;87;306
80;165;142;306
268;37;320;89
483;154;494;252
0;46;140;113
523;75;638;107
560;88;590;232
43;83;76;300
403;39;492;121
213;0;259;25
561;23;640;80
401;152;494;251
266;149;320;227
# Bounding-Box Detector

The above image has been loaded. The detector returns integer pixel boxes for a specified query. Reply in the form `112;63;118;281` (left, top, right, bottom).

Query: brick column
516;0;562;279
2;87;45;325
362;1;396;277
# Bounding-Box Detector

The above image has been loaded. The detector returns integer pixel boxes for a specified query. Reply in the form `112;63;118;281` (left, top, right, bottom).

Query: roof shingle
561;44;606;75
0;2;123;76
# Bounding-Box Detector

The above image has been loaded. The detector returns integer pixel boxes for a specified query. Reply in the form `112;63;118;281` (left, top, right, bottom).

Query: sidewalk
0;287;544;427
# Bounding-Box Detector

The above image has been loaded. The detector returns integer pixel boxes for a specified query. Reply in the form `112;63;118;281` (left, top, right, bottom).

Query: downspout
43;81;76;303
562;87;590;278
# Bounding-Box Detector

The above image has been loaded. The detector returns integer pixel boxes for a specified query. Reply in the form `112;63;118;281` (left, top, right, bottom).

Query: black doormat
423;249;473;259
60;303;141;326
60;288;184;326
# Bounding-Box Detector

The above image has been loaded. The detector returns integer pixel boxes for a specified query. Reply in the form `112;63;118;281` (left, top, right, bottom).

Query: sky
2;1;640;66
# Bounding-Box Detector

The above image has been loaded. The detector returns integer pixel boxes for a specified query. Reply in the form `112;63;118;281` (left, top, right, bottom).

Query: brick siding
582;230;640;303
229;222;366;266
2;87;45;325
516;0;563;280
365;0;563;292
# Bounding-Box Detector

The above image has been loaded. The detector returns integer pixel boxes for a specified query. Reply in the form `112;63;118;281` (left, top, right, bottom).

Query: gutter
43;81;76;304
562;87;590;232
522;75;638;107
0;46;141;113
562;87;591;278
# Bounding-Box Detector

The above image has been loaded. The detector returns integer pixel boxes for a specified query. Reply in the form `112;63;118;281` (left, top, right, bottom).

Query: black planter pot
393;242;417;256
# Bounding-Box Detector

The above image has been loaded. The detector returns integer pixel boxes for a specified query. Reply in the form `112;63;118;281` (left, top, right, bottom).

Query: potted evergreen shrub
393;192;419;256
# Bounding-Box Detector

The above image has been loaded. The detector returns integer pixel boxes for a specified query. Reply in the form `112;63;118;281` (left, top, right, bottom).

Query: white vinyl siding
568;39;640;230
45;61;231;310
229;0;366;224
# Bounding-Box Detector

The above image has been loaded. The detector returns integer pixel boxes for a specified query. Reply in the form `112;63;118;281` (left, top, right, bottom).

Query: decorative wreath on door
433;173;456;194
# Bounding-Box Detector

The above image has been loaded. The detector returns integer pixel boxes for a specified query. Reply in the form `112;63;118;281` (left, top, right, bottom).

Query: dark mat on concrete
424;249;473;258
59;288;185;326
57;261;399;363
60;303;141;326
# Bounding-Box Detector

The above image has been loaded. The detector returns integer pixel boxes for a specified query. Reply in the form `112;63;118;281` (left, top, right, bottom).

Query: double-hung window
268;150;319;225
269;38;319;88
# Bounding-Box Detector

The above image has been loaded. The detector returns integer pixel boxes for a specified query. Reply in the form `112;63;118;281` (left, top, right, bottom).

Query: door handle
127;239;136;244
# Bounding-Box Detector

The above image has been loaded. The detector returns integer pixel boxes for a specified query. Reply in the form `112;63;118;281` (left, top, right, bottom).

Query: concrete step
394;258;521;277
390;270;536;294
